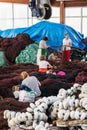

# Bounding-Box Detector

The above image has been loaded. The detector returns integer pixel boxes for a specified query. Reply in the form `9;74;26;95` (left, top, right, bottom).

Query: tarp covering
0;21;86;50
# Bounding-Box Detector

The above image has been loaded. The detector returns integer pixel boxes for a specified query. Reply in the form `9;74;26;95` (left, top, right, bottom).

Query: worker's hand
38;81;41;86
47;45;50;48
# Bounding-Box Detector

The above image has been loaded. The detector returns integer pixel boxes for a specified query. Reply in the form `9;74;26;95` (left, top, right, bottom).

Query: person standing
37;36;50;64
62;33;72;62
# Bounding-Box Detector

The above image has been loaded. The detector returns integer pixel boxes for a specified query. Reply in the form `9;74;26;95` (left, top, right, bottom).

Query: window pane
0;2;12;19
32;18;40;25
48;17;60;23
27;19;33;27
14;4;28;18
83;7;87;16
14;19;28;28
65;7;81;17
52;7;60;17
28;8;33;17
65;18;81;33
82;18;87;37
0;19;13;29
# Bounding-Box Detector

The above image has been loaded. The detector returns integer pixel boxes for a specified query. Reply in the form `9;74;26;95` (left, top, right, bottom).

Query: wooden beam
0;0;87;6
60;1;65;24
50;0;87;7
64;1;87;7
56;0;76;1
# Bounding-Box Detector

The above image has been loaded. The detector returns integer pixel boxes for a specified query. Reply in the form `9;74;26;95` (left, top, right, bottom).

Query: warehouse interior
0;0;87;130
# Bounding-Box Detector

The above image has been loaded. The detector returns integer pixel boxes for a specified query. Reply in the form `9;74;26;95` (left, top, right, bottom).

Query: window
14;4;28;19
0;2;12;19
65;7;87;37
83;7;87;16
82;18;87;37
0;3;87;37
14;19;28;28
65;18;81;33
65;7;81;17
0;19;13;29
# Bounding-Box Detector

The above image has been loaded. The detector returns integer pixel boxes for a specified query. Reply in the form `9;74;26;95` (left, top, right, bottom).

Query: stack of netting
0;61;86;129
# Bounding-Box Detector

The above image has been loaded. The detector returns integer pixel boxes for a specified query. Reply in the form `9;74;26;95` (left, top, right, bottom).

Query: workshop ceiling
0;0;87;7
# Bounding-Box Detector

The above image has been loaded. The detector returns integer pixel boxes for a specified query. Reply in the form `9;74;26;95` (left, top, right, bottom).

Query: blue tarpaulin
0;21;86;50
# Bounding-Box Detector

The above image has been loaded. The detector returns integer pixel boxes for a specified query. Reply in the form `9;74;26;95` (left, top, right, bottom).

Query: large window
82;7;87;37
65;7;87;37
0;3;87;37
65;7;81;33
0;2;13;29
0;3;30;29
0;3;60;29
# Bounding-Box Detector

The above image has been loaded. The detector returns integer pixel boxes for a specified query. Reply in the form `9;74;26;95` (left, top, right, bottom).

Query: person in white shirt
38;55;52;73
37;36;50;64
62;33;72;62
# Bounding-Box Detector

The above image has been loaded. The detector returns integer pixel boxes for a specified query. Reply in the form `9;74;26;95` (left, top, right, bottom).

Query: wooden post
60;0;65;24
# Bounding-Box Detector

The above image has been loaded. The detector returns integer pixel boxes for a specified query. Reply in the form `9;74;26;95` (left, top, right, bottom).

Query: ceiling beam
50;0;87;7
56;0;76;1
65;1;87;7
0;0;87;6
